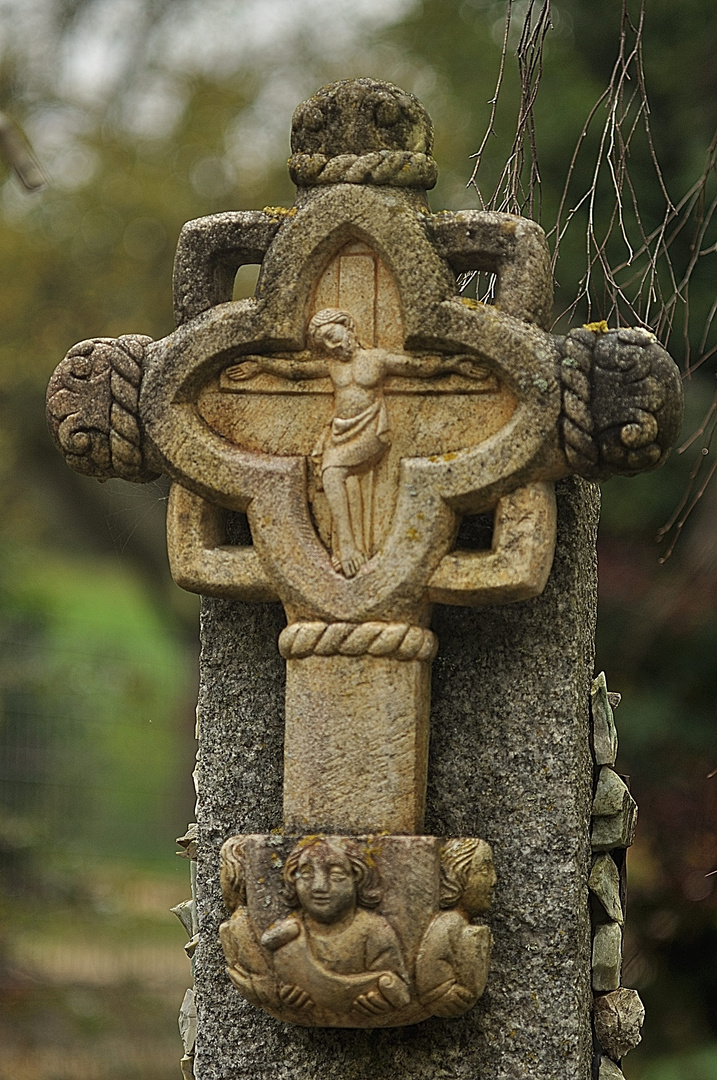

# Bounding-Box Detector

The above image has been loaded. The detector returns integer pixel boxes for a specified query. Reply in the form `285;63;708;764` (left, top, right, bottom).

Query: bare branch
468;0;551;217
468;0;514;208
467;0;717;552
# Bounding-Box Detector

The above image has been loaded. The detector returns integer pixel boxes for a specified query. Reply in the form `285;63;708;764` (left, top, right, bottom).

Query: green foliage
632;1042;717;1080
0;542;191;862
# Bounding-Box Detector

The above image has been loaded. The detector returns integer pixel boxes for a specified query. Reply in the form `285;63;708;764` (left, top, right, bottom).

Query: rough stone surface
591;769;638;851
594;987;645;1060
178;988;198;1055
589;854;624;925
592;768;630;816
592;921;623;992
598;1057;625;1080
591;671;618;766
193;477;598;1079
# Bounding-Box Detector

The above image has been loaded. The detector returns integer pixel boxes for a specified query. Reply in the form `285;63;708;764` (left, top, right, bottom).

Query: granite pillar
193;476;598;1080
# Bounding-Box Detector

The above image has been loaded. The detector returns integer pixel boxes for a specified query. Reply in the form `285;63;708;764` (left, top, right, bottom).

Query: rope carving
46;334;158;482
108;335;153;479
279;621;438;662
289;151;438;190
558;333;599;478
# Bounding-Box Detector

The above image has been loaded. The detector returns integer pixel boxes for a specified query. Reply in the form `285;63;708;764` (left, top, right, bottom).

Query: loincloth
312;399;391;476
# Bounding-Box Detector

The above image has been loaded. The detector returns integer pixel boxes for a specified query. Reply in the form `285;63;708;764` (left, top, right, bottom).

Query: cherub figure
225;309;487;577
414;838;496;1018
260;837;411;1018
218;835;279;1011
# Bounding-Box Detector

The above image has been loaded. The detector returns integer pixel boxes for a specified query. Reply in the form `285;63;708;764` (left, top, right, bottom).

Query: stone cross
47;78;682;1070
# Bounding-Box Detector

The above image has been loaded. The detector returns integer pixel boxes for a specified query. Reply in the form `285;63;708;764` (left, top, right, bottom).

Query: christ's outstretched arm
383;352;489;380
225;354;328;381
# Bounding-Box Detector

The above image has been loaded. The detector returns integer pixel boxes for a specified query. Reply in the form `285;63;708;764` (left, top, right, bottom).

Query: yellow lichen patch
460;296;479;310
263;205;297;219
406;527;421;541
583;320;609;334
362;834;389;864
443;451;457;461
296;834;324;848
362;849;377;868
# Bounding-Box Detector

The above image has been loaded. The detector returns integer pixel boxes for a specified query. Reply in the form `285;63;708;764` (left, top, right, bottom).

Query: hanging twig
468;0;514;210
465;0;551;300
467;0;717;551
469;0;552;217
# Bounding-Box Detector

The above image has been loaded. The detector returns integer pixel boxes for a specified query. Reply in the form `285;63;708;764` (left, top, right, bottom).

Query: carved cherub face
461;847;497;916
293;843;358;924
219;834;247;911
439;837;496;915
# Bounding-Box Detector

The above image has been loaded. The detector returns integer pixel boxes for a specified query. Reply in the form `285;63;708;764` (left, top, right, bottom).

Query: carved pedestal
218;833;493;1028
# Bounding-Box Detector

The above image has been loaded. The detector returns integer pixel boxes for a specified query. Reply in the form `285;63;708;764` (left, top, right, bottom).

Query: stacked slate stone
589;673;645;1079
172;823;199;1080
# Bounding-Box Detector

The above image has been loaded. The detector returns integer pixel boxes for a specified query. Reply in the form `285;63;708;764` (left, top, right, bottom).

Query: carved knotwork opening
454;512;494;551
458;270;498;307
233;263;261;301
226;510;252;547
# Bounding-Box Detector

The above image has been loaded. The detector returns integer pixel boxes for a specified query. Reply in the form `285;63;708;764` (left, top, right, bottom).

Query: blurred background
0;1;715;1077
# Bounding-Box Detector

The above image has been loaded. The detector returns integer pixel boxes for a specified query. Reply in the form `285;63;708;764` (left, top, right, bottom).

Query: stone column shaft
283;653;431;834
193;477;598;1080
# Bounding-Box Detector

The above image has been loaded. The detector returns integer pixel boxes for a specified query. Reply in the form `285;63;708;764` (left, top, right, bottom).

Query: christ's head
308;309;359;361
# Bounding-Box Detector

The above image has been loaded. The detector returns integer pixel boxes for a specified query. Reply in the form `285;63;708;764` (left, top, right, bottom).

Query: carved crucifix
46;78;682;1029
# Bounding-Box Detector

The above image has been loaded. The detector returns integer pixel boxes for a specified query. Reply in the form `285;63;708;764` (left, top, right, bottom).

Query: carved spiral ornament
558;326;683;480
46;334;158;482
279;621;438;662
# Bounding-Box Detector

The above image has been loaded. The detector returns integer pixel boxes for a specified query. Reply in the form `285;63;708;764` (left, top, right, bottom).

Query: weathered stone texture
193;476;598;1079
593;987;645;1061
589;854;624;925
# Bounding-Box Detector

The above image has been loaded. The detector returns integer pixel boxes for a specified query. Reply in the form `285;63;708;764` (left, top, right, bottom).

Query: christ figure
225;308;487;577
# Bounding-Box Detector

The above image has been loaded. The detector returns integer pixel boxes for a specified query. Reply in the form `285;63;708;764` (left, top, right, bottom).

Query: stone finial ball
291;78;434;159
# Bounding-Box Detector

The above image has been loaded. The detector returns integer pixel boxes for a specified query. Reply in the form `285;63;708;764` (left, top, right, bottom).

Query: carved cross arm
46;320;682;491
